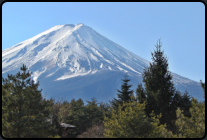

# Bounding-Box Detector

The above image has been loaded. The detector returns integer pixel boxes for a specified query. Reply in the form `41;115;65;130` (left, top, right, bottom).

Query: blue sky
2;2;205;82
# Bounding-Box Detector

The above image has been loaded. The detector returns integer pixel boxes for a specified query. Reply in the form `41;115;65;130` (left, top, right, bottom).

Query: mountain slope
2;23;203;102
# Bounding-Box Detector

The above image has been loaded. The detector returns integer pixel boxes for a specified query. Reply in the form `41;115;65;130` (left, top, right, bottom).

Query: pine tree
175;98;205;138
65;98;87;138
169;90;192;134
2;64;57;138
135;39;192;133
99;102;112;121
103;101;176;138
110;73;134;110
65;98;106;138
137;39;175;123
84;98;102;127
2;81;12;137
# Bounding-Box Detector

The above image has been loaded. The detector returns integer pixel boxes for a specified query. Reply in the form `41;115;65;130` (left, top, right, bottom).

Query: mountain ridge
2;23;203;102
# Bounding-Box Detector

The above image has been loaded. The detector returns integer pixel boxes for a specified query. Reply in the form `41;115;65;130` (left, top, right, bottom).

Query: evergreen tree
135;83;146;104
65;98;111;138
85;98;104;126
99;102;113;120
65;98;86;138
137;39;175;123
169;90;192;134
2;81;12;137
135;39;192;133
104;101;176;138
110;73;134;110
175;97;205;138
2;64;57;138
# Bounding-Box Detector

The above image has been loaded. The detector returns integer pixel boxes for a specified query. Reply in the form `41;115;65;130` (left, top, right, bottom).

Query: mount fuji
2;23;203;103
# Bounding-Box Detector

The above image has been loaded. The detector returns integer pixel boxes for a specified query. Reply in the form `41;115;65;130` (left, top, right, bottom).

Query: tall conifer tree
135;39;192;133
140;39;175;124
110;73;134;110
2;64;57;138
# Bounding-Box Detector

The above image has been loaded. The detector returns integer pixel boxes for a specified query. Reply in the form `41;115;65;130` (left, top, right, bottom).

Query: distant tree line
2;39;205;138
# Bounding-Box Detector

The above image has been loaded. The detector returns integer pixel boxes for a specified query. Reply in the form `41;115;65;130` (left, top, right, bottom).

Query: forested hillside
2;40;205;138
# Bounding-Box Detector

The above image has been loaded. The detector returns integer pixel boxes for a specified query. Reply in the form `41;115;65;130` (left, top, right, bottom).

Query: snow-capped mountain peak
2;23;203;102
2;24;149;82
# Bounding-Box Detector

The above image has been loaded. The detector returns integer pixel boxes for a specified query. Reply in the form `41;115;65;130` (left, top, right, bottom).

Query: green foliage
135;39;192;134
178;91;192;117
99;101;113;120
85;98;105;126
110;73;134;110
168;90;192;133
135;83;146;104
2;48;203;138
64;98;86;137
175;98;205;138
141;39;175;119
103;101;176;138
2;85;12;137
2;64;57;138
63;97;113;138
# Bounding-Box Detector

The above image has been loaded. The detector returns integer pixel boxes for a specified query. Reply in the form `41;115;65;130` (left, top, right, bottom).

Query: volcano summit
2;23;203;102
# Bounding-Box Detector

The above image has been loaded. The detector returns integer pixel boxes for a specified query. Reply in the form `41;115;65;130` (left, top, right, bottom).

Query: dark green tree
65;98;111;138
138;39;175;122
135;39;192;134
169;90;192;134
85;98;103;126
65;98;87;138
2;80;12;137
135;83;146;104
2;64;58;138
110;73;134;110
99;102;113;120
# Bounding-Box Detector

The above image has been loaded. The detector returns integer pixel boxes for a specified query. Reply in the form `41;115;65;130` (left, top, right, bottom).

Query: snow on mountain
2;23;204;103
